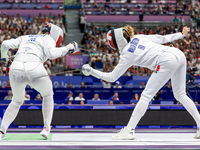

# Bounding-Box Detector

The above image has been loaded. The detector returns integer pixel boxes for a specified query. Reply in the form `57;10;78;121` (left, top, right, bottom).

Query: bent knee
174;92;187;101
140;94;152;103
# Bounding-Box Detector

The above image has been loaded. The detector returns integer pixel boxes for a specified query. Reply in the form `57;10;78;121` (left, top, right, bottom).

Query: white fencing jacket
91;33;184;82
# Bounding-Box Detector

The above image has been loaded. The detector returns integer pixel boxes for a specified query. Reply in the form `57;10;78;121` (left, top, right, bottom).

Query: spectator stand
64;0;81;9
0;0;63;3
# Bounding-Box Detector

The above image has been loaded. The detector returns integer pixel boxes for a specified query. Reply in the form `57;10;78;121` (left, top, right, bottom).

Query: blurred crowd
0;12;67;76
79;23;200;77
83;0;200;16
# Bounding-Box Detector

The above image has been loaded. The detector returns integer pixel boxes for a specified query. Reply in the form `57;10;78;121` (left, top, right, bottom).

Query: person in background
166;81;172;88
80;100;85;105
4;91;12;100
80;81;87;88
154;90;162;100
75;93;85;101
109;92;119;101
113;81;122;88
109;100;114;105
139;81;146;88
67;101;72;105
92;94;100;100
132;93;140;100
35;94;42;100
100;79;111;88
68;83;74;88
65;91;73;101
24;91;30;100
44;3;50;9
4;80;11;88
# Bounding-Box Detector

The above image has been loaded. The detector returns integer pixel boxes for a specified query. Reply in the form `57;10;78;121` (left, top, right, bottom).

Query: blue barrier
0;86;200;103
1;76;200;88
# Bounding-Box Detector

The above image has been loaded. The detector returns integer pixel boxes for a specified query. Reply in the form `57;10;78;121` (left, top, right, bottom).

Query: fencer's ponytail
123;25;134;38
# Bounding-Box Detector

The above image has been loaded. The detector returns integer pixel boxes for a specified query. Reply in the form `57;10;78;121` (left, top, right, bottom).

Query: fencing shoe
194;127;200;139
112;127;135;140
0;131;6;140
40;127;51;139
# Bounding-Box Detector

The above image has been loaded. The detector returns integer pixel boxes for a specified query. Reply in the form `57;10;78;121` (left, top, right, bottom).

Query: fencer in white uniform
0;23;78;140
82;26;200;140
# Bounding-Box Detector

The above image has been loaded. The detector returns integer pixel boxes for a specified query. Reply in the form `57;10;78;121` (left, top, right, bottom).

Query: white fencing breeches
0;62;54;133
127;50;200;130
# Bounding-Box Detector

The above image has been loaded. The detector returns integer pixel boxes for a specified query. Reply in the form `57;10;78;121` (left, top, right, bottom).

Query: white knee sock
1;101;21;134
127;100;149;131
179;96;200;127
42;96;54;130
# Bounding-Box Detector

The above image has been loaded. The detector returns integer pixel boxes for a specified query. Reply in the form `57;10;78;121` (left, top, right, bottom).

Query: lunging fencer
82;25;200;140
0;23;78;140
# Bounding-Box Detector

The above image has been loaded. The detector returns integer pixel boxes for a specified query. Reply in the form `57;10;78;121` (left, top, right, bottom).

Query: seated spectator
11;0;18;3
68;83;74;88
20;0;26;3
132;93;140;100
35;94;42;100
93;1;98;8
68;101;72;105
101;8;107;14
95;57;103;69
4;90;12;100
80;81;87;88
26;15;33;23
4;80;11;88
24;91;30;100
100;79;111;88
166;81;172;88
58;4;63;9
109;92;119;101
135;2;141;8
91;57;96;69
80;100;85;104
104;2;110;8
113;81;122;88
65;91;73;101
109;100;114;105
44;3;50;9
124;2;130;10
173;15;179;23
154;90;162;100
75;93;85;101
139;81;146;88
65;70;73;76
35;3;41;9
56;69;64;76
92;94;100;100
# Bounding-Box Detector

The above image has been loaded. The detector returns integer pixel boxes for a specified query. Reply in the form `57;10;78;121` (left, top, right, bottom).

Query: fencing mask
41;23;63;47
107;28;130;53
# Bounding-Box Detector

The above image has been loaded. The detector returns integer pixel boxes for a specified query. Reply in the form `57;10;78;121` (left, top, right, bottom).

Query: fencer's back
16;35;52;62
121;34;182;70
11;34;55;71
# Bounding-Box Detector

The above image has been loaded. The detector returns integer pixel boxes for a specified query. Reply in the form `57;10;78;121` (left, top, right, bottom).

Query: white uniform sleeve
145;32;184;44
1;37;22;58
91;56;132;82
44;36;69;60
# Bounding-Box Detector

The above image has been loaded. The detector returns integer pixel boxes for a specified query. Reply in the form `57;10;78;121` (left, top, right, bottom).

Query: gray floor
1;129;200;149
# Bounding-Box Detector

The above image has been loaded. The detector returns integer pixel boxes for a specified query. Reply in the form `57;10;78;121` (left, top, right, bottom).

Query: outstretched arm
44;37;78;60
145;26;190;44
82;57;132;82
